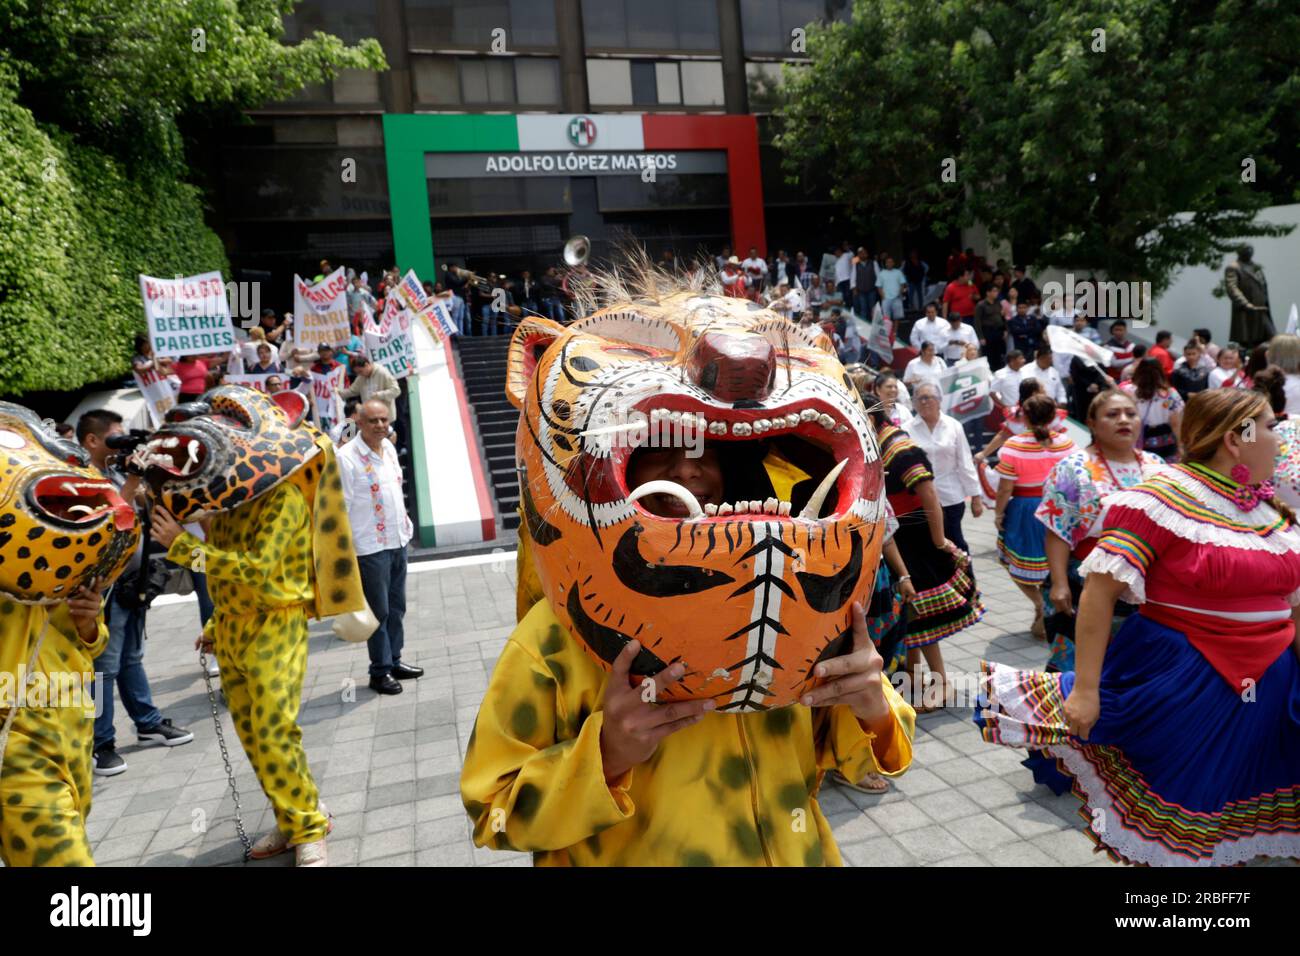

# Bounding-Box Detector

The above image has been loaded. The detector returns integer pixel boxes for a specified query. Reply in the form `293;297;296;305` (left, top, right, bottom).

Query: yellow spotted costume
462;599;914;866
167;440;363;847
144;387;367;852
0;601;107;866
0;400;139;867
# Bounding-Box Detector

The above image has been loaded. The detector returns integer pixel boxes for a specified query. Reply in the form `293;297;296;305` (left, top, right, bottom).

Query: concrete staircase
455;335;521;532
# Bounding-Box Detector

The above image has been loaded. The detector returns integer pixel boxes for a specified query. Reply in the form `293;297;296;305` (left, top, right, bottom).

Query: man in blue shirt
876;254;907;321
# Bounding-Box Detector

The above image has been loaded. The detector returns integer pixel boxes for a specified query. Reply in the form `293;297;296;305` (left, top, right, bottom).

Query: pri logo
567;116;597;148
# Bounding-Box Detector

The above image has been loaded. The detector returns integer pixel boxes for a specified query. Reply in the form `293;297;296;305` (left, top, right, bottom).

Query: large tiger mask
510;280;885;712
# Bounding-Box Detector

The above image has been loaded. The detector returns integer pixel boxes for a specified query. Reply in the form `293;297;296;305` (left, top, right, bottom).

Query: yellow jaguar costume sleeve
151;387;367;848
1;602;108;867
0;401;139;867
462;601;914;866
465;262;913;865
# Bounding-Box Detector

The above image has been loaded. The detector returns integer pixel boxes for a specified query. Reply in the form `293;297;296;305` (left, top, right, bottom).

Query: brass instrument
563;234;591;268
443;262;494;294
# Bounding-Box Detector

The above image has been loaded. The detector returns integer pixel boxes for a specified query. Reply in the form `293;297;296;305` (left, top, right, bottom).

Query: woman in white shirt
905;383;984;552
1207;343;1246;388
903;341;948;391
873;370;913;425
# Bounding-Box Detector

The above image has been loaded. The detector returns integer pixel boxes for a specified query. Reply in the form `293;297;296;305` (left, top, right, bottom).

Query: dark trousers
358;547;408;678
983;334;1006;372
942;501;970;555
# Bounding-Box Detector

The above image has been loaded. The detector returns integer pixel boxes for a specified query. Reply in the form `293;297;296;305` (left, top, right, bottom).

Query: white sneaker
295;839;328;867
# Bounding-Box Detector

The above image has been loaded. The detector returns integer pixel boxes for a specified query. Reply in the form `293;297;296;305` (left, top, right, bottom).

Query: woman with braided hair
977;388;1300;865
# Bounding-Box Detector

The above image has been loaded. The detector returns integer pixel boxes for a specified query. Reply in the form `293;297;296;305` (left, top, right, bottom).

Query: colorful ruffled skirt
867;562;907;673
892;518;983;649
996;495;1049;584
976;613;1300;866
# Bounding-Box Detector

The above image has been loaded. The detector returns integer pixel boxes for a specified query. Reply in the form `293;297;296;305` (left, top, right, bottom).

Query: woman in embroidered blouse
1036;390;1167;672
994;395;1077;639
1121;356;1183;462
978;388;1300;865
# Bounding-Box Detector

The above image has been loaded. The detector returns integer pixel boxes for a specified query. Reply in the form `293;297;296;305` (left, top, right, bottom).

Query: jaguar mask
140;385;320;521
509;271;885;712
0;402;139;604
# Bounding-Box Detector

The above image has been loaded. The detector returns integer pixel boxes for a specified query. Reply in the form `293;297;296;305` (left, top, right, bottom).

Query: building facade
210;0;851;303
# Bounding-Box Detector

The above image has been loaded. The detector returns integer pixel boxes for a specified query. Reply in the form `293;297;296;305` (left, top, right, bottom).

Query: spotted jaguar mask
141;385;320;521
509;274;885;712
0;402;139;604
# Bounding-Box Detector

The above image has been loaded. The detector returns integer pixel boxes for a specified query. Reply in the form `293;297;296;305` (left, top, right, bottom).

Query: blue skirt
996;495;1048;584
976;613;1300;866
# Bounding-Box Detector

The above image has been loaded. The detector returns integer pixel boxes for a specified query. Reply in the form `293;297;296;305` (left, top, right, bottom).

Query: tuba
563;234;591;268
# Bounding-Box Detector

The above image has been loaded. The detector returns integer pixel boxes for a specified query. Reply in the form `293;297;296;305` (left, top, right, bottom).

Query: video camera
105;428;153;474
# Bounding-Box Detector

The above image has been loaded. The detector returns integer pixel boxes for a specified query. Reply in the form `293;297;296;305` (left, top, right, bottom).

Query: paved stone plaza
86;517;1119;868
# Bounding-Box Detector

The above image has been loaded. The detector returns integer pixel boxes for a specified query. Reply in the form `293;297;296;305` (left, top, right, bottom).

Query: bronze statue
1226;244;1274;348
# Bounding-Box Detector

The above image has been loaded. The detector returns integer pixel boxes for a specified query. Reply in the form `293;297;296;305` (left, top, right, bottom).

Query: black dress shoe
369;674;403;695
390;661;424;680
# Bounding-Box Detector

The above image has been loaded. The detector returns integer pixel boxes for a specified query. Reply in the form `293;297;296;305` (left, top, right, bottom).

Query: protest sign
133;367;178;427
364;310;416;381
423;298;458;338
866;302;893;362
293;268;351;349
393;269;429;315
310;365;346;426
225;373;275;394
139;272;236;359
939;356;992;423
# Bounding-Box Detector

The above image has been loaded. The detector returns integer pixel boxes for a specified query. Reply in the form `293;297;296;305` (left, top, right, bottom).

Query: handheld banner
133;368;178;427
140;271;236;360
939;356;993;423
293;268;351;349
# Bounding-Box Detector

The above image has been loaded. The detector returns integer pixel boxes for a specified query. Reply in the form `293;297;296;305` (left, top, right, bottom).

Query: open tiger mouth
29;474;135;531
580;395;866;523
139;434;209;479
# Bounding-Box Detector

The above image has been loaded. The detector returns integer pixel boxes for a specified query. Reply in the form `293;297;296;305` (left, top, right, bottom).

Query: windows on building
581;0;720;52
739;0;851;56
586;59;723;107
412;55;561;107
405;0;558;50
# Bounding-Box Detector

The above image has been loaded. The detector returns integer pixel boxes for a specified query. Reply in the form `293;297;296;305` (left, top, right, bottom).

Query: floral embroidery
1036;448;1166;550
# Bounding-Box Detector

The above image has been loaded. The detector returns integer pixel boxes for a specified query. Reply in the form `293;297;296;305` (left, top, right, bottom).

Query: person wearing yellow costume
463;594;912;866
0;590;108;867
145;389;369;869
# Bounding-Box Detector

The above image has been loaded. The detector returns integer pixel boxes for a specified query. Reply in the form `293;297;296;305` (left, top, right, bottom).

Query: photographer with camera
77;410;193;776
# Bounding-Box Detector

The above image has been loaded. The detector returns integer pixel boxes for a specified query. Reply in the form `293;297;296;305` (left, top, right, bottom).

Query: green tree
775;0;1300;292
0;0;386;397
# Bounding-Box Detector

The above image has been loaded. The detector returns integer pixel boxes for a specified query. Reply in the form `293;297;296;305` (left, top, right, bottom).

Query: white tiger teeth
778;501;791;516
817;414;835;429
718;503;733;515
709;421;726;435
786;413;801;429
764;498;778;514
732;422;752;436
834;424;849;433
704;503;718;516
800;408;819;422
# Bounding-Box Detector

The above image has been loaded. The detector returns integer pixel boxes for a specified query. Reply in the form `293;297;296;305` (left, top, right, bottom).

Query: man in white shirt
942;312;980;363
834;241;854;303
990;350;1027;410
742;246;769;292
1024;344;1068;404
909;303;950;354
905;383;984;553
876;254;908;321
338;400;419;696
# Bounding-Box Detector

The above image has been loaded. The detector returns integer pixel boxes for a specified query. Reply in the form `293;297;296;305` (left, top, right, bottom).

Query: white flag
1287;303;1298;335
1046;324;1110;367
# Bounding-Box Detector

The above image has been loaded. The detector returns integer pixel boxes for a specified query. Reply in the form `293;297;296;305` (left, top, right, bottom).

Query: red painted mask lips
30;474;135;531
568;394;871;522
